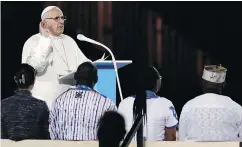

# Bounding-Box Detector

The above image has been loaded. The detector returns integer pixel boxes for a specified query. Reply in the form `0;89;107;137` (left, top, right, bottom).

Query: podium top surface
94;60;132;69
58;60;132;82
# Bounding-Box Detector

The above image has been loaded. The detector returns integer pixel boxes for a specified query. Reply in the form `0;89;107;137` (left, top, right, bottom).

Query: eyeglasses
45;16;67;22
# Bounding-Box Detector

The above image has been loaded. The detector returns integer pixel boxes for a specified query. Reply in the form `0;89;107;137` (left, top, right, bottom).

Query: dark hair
97;111;126;146
14;64;36;89
201;79;224;94
144;66;161;90
74;62;98;86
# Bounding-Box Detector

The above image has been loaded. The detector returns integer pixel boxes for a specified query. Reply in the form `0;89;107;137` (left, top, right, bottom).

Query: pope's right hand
39;22;50;38
39;21;53;56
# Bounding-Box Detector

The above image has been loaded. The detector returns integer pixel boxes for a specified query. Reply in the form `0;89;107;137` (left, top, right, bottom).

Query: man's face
43;8;65;36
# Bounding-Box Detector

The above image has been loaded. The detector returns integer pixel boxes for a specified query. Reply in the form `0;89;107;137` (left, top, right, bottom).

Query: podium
58;60;132;104
93;60;132;103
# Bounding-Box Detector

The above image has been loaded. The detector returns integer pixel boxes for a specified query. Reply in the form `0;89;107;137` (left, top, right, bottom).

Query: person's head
97;111;126;147
201;65;227;94
74;62;98;88
41;6;65;36
14;64;36;91
144;66;162;93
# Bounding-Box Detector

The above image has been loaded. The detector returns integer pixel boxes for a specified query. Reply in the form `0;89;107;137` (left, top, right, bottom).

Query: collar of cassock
131;90;159;99
49;34;63;40
39;33;63;40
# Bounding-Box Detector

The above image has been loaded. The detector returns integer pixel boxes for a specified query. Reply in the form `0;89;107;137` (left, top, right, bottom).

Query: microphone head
77;34;85;41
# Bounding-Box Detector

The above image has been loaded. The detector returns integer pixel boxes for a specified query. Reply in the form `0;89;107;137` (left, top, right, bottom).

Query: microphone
77;34;124;101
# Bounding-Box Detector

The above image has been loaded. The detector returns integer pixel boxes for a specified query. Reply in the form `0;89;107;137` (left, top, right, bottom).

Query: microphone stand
120;112;145;147
77;35;124;101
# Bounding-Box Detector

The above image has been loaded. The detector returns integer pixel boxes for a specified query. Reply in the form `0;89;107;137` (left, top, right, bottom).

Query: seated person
1;64;50;141
118;66;178;141
179;65;242;141
49;62;117;140
97;111;126;147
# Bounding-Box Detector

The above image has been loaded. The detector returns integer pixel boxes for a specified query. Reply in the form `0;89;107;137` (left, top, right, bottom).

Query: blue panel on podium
93;61;132;104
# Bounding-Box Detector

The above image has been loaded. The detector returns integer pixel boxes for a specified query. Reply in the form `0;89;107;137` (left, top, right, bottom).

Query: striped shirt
49;85;117;141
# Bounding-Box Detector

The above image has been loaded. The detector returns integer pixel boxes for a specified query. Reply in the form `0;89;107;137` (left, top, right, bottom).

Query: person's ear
222;81;226;88
200;79;204;87
156;79;161;93
41;21;45;28
41;20;49;29
95;75;98;84
74;72;77;81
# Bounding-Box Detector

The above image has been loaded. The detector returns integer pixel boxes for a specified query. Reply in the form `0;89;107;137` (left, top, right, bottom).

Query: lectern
58;60;132;104
93;60;132;103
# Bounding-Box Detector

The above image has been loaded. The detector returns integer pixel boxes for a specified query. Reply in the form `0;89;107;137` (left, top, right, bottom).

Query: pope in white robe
21;6;91;108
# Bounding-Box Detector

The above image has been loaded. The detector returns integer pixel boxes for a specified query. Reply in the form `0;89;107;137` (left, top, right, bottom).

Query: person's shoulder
54;88;72;101
92;91;116;105
118;96;135;112
154;96;174;106
25;33;41;42
119;96;135;105
23;33;42;47
2;95;48;109
123;96;135;102
30;96;49;108
226;97;242;111
1;96;15;104
95;91;113;102
184;94;207;105
179;95;202;113
31;96;46;103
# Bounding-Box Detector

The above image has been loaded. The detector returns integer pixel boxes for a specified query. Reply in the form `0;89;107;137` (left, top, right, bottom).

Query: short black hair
144;66;161;90
14;64;36;89
74;62;98;85
97;111;126;145
201;79;224;94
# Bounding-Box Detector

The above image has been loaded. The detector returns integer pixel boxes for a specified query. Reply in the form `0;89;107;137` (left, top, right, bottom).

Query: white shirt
49;85;117;141
21;33;91;108
118;93;178;141
179;93;242;141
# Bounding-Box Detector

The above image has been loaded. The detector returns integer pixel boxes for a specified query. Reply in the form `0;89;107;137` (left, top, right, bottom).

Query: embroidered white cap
202;65;227;83
41;6;62;20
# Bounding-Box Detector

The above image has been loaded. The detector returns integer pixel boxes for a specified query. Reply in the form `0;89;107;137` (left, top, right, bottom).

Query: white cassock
22;33;91;108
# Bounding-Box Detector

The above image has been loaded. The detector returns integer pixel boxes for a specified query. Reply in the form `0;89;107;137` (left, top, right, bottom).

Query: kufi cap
202;65;227;83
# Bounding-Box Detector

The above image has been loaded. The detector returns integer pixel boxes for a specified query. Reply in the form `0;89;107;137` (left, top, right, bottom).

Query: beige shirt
179;93;242;141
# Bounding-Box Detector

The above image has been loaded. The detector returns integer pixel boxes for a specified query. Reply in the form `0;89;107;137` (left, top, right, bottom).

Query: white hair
41;6;62;20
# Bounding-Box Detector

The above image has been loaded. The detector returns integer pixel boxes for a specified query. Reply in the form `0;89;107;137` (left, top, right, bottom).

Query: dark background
2;1;242;116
